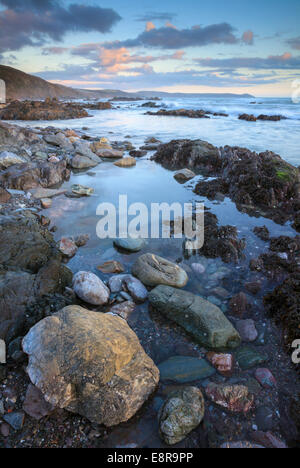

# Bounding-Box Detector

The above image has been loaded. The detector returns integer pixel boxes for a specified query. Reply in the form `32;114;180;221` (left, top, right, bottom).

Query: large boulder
159;387;205;445
132;253;188;288
152;139;220;173
22;306;159;426
0;99;89;121
149;285;241;349
0;160;70;190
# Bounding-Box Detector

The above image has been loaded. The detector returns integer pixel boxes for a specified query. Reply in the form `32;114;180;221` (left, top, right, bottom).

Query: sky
0;0;299;96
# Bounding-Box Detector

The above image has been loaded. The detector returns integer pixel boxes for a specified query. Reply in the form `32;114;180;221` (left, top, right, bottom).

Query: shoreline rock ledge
149;286;241;349
22;305;159;427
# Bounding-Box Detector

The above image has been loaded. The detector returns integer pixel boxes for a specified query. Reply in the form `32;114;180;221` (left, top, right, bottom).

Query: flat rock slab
30;187;67;199
149;285;241;349
158;356;215;383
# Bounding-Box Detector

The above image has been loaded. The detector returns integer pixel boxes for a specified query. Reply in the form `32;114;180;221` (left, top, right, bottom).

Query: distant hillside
0;64;255;101
0;65;131;100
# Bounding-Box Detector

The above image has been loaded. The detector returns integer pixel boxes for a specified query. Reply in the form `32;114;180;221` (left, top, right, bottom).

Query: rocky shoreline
0;120;299;448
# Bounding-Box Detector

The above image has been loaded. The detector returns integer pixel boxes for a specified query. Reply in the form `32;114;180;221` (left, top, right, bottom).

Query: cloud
104;22;239;49
242;30;254;45
287;36;300;50
0;1;121;54
135;12;177;22
42;46;69;55
69;44;186;74
195;52;300;69
146;22;155;32
35;63;282;90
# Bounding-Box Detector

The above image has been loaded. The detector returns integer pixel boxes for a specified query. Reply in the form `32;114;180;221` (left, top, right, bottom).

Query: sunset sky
0;0;299;96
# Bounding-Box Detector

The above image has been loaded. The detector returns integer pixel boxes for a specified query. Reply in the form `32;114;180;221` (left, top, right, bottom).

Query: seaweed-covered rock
0;99;89;121
0;213;72;342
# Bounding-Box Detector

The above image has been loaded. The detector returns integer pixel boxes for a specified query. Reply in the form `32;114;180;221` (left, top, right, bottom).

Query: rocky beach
0;95;299;449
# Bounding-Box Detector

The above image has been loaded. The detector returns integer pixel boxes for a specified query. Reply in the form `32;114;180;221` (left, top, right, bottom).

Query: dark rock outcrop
0;160;70;190
0;213;72;342
0;98;89;121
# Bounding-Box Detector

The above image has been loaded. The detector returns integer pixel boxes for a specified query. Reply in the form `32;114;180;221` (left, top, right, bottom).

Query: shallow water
11;99;300;447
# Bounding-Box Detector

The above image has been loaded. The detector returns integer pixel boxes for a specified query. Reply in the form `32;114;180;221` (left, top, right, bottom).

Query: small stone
255;368;276;389
123;276;148;303
174;169;196;183
210;287;230;299
59;237;78;258
23;384;54;420
74;234;90;247
191;263;206;275
114;237;145;253
236;319;258;342
73;271;110;306
114;157;136;168
97;261;125;274
71;184;94;197
206;352;234;377
235;346;268;370
159;387;205;445
41;215;50;227
0;423;10;437
158;356;215;383
108;274;129;293
0;339;6;364
3;412;25;431
0;187;11;203
41;198;52;209
109;301;135;320
206;383;254;414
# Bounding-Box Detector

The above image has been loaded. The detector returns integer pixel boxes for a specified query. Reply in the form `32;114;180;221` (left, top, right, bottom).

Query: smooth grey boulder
149;285;241;349
132;253;188;288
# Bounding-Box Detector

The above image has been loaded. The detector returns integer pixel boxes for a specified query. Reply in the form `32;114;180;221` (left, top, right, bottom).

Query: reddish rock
109;301;136;320
206;352;234;377
251;431;287;448
0;187;11;203
23;384;54;421
74;234;90;247
59;237;78;258
229;292;249;317
205;383;254;414
40;198;52;209
255;368;277;389
97;261;125;274
236;319;258;342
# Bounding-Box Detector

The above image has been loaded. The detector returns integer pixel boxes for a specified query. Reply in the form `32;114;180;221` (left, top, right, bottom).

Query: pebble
40;198;52;209
206;352;234;377
59;237;78;258
158;356;216;383
236;319;258;342
255;368;276;388
235;346;268;370
97;261;125;274
255;406;274;431
114;237;145;252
